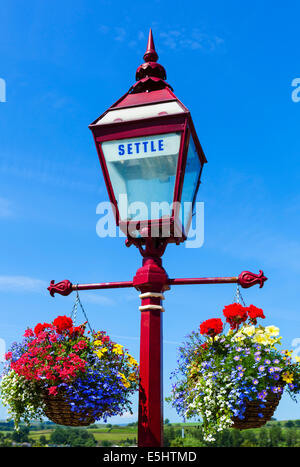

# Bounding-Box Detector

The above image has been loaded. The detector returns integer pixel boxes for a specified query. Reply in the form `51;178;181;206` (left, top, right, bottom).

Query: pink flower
48;386;58;396
24;328;34;338
5;352;12;360
77;340;87;349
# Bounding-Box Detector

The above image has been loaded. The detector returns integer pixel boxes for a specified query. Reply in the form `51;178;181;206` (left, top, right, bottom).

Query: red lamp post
48;30;267;447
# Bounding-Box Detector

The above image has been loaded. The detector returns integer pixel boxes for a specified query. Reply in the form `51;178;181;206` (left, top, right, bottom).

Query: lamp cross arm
47;270;267;297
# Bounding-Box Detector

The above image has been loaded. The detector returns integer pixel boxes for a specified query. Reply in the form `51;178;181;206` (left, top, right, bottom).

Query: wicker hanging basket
42;388;103;427
231;384;284;430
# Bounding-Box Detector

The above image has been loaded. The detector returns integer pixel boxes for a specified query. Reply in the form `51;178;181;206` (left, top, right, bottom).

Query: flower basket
169;304;300;443
41;388;97;427
1;315;139;429
231;382;284;430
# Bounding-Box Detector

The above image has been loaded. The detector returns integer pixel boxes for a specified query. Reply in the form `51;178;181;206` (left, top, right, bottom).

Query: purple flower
233;355;240;361
253;379;259;385
258;390;267;400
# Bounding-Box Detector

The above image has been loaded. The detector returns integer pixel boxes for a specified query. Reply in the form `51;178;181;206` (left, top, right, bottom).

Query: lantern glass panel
179;136;202;233
101;132;181;221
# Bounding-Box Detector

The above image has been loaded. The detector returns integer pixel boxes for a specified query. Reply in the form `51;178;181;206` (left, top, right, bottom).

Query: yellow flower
242;325;255;337
113;344;124;355
265;325;280;337
95;348;108;359
128;372;137;381
232;332;246;342
126;353;138;366
282;372;294;384
295;356;300;363
253;335;270;345
93;340;103;347
119;372;131;388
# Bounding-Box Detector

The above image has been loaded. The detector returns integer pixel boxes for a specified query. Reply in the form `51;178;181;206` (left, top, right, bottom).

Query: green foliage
49;427;96;447
0;420;299;447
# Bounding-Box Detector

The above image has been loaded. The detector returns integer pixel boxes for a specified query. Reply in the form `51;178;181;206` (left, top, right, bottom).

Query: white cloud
160;28;224;52
82;293;115;306
0;275;47;292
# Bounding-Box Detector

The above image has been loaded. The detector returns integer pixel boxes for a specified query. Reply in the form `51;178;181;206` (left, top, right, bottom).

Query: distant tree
11;427;30;443
101;440;113;447
286;428;299;447
243;430;258;447
285;420;295;428
258;427;269;447
170;436;184;447
164;418;170;425
269;425;283;447
39;435;47;446
230;429;243;447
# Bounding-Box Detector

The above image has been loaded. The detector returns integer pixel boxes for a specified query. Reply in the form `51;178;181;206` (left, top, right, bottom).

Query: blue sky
0;0;300;423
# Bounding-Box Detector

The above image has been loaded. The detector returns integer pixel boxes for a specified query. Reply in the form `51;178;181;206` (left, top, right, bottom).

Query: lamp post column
132;242;169;448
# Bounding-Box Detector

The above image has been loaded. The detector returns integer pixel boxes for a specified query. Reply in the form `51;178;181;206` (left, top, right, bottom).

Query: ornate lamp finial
130;28;172;94
143;28;158;62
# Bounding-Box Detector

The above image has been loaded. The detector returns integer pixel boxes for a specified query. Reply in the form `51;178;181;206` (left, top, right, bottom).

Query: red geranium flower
34;322;51;336
48;386;58;396
200;318;223;337
246;304;265;324
53;315;73;333
23;328;34;338
223;303;248;330
5;352;12;361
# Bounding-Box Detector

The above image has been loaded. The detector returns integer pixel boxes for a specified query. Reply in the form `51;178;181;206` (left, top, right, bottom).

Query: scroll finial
48;279;73;297
238;270;268;289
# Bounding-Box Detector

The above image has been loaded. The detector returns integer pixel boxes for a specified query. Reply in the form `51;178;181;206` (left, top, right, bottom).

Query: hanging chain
234;284;246;306
70;292;79;325
70;288;94;334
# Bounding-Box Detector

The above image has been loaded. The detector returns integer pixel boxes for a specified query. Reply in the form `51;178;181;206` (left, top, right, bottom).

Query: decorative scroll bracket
238;270;267;289
48;279;73;297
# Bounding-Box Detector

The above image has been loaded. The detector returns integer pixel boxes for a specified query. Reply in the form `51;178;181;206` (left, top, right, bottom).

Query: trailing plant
168;304;300;442
1;316;139;429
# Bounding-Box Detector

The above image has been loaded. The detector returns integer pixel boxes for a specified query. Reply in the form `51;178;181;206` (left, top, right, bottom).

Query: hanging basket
231;384;284;430
42;388;101;427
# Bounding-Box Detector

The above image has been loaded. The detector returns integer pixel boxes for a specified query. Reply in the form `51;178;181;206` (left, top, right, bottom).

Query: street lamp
88;28;206;244
48;29;267;448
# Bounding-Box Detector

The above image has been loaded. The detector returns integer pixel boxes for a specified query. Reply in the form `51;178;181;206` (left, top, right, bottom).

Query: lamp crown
131;29;172;94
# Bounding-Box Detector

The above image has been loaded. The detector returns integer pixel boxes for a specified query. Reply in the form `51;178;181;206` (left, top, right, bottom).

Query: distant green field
28;426;138;444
